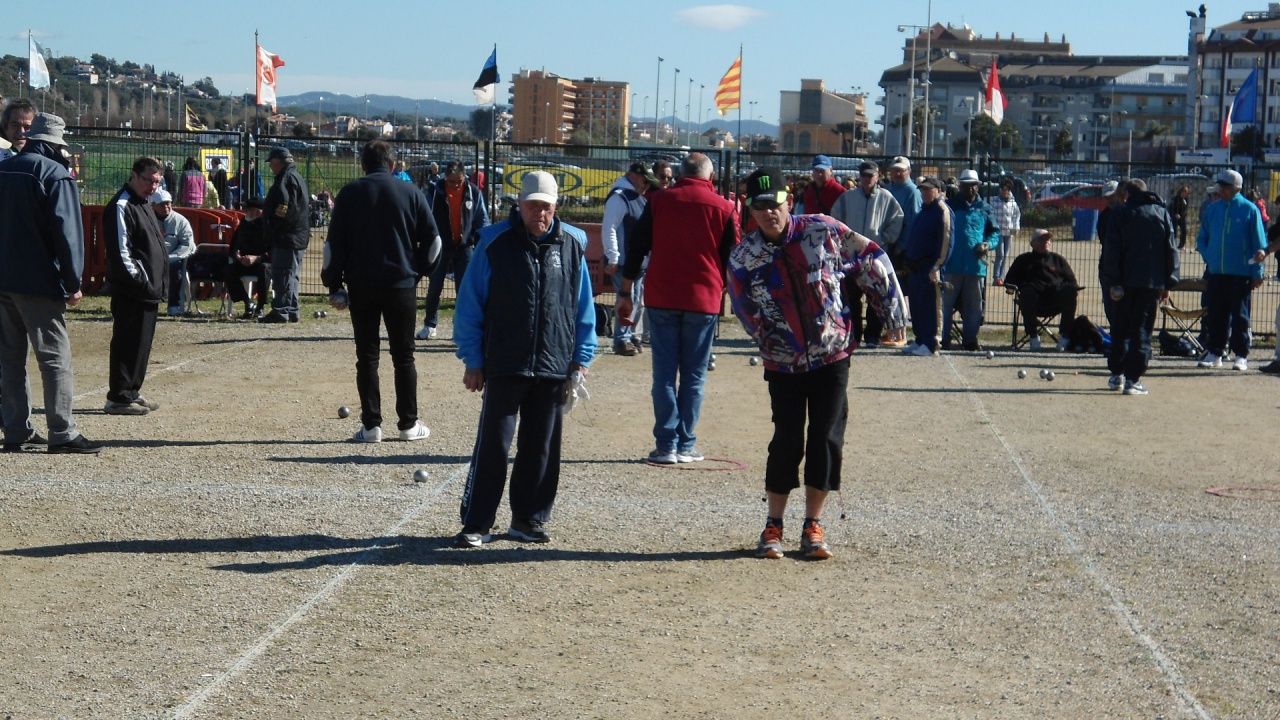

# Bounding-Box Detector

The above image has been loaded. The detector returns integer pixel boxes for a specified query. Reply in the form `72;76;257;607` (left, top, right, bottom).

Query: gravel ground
1;310;1278;719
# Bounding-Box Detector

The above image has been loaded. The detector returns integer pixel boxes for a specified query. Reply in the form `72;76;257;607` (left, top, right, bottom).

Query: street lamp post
655;56;663;145
545;101;551;143
922;0;933;157
898;23;928;157
699;83;705;132
686;77;693;146
672;67;680;146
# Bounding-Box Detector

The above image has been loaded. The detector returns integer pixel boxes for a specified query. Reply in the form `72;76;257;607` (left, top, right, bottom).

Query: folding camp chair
184;242;231;318
1006;282;1068;350
1158;278;1207;356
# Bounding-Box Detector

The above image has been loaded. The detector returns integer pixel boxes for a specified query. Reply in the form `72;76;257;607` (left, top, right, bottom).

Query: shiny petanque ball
710;353;717;362
1046;371;1056;381
1039;369;1049;379
413;468;430;483
708;361;717;371
338;405;351;419
320;310;328;318
750;356;760;366
1017;369;1027;379
313;311;321;318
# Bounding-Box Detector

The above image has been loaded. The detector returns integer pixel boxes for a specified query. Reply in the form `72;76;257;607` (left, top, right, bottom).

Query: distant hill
277;92;484;121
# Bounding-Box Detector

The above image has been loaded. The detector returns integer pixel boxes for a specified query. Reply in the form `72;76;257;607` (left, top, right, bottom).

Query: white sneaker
399;421;430;441
1029;336;1042;351
1056;337;1070;351
352;425;382;443
414;326;433;340
1107;374;1123;391
1233;356;1248;371
1197;353;1222;368
908;343;937;356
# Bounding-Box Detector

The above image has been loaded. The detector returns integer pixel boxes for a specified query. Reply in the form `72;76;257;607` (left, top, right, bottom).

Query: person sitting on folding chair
1004;229;1080;351
225;197;272;320
149;190;195;317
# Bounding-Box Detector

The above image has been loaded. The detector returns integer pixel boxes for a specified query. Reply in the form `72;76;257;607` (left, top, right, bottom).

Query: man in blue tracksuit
902;177;952;355
1195;169;1266;371
453;171;596;548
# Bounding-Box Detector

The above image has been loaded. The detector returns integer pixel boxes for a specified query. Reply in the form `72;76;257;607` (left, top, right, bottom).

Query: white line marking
943;354;1212;720
74;338;265;402
170;463;467;720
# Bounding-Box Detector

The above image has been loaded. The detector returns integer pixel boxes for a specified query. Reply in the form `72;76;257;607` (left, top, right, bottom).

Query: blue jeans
611;272;645;345
423;243;472;329
646;308;717;453
992;233;1012;281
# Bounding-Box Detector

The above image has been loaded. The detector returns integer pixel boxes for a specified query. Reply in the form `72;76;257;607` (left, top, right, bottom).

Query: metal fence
60;128;1279;337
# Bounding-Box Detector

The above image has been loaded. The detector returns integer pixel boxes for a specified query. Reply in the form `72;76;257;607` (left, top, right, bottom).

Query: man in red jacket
801;154;846;216
618;153;739;465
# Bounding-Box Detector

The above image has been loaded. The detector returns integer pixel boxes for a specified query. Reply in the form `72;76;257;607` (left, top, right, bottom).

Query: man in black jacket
103;156;169;415
1101;179;1180;395
416;160;488;341
225;197;271;319
260;146;310;323
1004;229;1080;351
323;141;441;443
0;113;101;454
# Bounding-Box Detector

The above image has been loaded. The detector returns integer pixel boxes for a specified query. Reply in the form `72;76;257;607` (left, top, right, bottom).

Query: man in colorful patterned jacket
727;167;899;562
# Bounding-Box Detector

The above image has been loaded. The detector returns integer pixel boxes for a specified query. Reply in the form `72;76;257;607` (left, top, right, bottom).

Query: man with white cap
0;112;102;453
886;156;922;241
452;170;596;548
1195;168;1266;371
148;189;195;316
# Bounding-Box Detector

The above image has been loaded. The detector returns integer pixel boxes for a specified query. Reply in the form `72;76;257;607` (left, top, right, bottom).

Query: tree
292;123;314;138
832;121;857;154
952;114;1024;158
192;76;220;98
470;108;495;139
1052;128;1074;159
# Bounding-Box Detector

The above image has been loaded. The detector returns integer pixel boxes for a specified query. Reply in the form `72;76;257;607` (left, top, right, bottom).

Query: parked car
1034;184;1107;211
1031;181;1085;203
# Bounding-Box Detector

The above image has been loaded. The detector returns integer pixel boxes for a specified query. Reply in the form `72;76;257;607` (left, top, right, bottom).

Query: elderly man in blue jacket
452;171;596;549
1195;169;1266;371
943;169;999;350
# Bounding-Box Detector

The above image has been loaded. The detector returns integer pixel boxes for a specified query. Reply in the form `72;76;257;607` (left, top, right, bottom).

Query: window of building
1148;73;1165;83
798;130;812;152
783;130;795;151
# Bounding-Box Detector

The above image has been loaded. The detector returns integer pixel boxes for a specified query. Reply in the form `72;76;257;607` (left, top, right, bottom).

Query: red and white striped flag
256;43;286;112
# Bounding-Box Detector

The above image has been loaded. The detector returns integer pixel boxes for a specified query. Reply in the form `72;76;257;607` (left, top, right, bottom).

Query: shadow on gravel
273;454;472;465
857;385;1103;395
2;534;744;570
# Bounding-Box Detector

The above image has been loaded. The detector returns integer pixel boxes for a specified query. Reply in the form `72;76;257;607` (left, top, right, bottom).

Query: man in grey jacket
829;160;904;346
0;113;102;453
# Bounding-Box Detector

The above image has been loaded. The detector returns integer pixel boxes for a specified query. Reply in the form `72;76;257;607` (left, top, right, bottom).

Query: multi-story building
509;69;630;145
878;23;1188;162
778;79;869;155
1194;4;1280;152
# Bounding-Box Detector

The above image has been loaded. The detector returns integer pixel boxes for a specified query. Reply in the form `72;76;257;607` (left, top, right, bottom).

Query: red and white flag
984;58;1006;125
256;43;286;112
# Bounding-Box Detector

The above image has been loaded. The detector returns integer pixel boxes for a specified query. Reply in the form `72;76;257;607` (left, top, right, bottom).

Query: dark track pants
1106;287;1159;382
763;357;849;495
349;287;418;431
108;294;159;404
459;375;565;531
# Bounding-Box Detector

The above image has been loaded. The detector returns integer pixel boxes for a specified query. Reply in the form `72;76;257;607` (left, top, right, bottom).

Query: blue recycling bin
1072;208;1099;241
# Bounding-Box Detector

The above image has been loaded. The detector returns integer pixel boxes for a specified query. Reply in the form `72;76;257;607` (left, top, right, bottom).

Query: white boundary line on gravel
169;463;468;720
73;338;265;402
943;354;1213;720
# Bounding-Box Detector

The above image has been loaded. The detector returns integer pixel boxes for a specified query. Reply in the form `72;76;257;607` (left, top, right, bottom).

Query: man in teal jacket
1195;169;1266;371
942;169;998;350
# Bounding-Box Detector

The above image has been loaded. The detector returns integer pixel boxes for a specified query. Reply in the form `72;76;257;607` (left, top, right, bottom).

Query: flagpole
254;30;261;138
736;44;743;185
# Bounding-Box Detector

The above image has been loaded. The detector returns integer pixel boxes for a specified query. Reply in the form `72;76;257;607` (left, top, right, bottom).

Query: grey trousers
0;291;80;444
941;273;986;347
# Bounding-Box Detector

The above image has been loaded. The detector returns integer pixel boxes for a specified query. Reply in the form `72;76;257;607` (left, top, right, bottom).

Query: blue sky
8;1;1261;125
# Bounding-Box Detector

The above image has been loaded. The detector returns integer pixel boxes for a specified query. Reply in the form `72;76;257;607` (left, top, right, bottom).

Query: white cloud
674;5;766;31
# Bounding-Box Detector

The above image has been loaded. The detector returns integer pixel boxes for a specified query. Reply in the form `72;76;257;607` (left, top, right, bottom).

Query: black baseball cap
858;160;879;176
918;176;943;191
628;161;658;184
745;167;788;209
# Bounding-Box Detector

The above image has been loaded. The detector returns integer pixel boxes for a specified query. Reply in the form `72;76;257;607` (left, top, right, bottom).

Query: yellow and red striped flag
714;54;741;115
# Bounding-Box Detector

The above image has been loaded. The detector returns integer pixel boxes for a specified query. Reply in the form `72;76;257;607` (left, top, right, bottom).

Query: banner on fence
502;164;617;202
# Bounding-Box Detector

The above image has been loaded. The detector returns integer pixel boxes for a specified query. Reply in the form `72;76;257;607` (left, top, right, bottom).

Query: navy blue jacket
0;142;84;299
322;166;441;292
1102;190;1180;290
425;177;488;248
264;162;311;250
454;208;596;378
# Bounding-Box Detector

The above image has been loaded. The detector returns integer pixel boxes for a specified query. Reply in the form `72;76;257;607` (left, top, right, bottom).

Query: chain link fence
62;128;1278;338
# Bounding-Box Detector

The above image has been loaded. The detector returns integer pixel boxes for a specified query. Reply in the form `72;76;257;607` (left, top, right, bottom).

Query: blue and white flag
1221;68;1258;148
473;47;497;105
28;33;50;90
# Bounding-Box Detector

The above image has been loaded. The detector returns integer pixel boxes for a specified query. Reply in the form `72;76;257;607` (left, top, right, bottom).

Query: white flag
28;33;50;90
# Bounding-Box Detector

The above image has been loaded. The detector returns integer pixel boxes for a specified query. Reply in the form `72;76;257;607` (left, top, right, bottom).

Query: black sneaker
259;311;289;324
3;431;47;453
48;435;104;454
104;400;149;416
508;518;551;544
454;527;491;548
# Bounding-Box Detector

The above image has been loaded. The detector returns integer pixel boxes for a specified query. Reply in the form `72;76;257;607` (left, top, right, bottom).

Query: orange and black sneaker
800;521;833;560
756;523;783;559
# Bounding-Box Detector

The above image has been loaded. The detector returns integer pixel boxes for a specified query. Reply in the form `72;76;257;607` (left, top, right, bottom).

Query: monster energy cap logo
747;167;788;209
